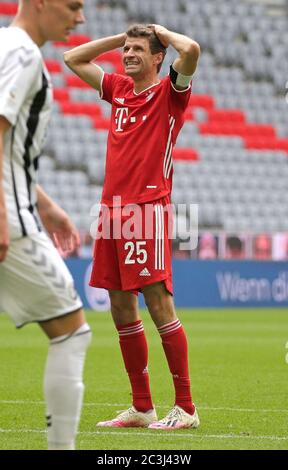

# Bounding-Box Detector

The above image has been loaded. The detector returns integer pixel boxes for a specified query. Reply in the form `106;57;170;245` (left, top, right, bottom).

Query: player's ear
153;53;163;67
34;0;46;12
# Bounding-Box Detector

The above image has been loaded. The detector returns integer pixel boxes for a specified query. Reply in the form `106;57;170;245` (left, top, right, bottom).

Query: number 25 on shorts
124;241;148;265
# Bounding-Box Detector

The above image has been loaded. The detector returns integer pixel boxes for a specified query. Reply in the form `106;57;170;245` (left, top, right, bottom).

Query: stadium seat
60;102;102;117
45;59;62;74
173;148;199;161
65;75;91;89
0;3;18;15
54;34;91;47
53;89;70;102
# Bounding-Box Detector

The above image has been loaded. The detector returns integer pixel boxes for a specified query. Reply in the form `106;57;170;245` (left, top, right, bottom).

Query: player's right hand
0;217;9;262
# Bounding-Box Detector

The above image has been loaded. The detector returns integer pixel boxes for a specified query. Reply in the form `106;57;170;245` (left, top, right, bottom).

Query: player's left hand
52;221;80;255
151;24;170;48
42;206;80;255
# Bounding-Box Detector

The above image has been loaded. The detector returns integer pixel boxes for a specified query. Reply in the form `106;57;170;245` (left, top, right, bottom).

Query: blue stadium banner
65;259;288;310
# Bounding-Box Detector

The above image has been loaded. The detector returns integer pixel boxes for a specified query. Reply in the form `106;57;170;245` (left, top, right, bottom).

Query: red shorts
90;196;173;294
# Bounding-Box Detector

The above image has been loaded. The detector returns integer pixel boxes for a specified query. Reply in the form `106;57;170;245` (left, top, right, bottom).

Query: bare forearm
165;30;199;57
36;185;55;219
64;33;126;66
154;25;200;59
154;25;200;76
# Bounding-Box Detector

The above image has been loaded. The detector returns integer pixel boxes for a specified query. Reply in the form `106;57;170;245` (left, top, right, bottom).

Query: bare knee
144;290;165;316
109;290;139;326
143;283;176;327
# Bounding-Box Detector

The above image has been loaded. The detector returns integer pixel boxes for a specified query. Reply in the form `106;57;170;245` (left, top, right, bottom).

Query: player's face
123;37;158;78
40;0;85;42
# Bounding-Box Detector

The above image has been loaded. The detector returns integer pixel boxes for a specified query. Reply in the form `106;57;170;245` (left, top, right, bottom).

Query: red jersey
100;73;191;206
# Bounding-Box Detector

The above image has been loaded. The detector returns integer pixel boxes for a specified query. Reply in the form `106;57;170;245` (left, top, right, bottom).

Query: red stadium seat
245;124;275;138
245;137;288;152
92;51;124;74
173;148;199;161
207;109;246;124
199;123;230;135
45;60;62;74
53;89;70;102
60;102;102;117
199;122;276;138
184;108;194;120
189;95;215;110
65;75;91;88
54;34;91;47
92;117;111;130
97;51;122;65
0;3;18;15
276;139;288;152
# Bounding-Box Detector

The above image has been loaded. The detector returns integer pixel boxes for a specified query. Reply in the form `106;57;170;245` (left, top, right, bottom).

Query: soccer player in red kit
64;24;200;429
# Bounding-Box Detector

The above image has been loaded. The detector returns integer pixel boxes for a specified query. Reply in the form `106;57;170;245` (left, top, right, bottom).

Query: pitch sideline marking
0;400;288;414
0;428;287;442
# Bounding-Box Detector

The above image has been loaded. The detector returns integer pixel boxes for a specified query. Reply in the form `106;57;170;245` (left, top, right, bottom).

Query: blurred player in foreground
65;24;200;429
0;0;91;450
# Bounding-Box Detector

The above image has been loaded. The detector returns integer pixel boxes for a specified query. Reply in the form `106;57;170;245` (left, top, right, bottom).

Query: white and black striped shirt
0;27;53;239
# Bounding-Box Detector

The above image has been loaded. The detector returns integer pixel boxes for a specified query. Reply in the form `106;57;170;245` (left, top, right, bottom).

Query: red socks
117;320;153;412
158;319;195;415
117;318;194;416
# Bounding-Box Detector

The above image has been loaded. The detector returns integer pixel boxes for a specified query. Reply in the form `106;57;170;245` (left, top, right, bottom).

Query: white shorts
0;232;83;328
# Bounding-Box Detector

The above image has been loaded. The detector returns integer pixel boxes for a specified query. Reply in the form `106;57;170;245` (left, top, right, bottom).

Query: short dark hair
126;24;167;73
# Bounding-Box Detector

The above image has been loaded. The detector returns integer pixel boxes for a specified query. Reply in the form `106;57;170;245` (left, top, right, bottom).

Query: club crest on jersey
146;91;155;102
115;97;125;105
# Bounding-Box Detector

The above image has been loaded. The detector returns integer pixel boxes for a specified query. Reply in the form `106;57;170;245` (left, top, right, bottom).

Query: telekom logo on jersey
115;107;147;132
115;107;128;132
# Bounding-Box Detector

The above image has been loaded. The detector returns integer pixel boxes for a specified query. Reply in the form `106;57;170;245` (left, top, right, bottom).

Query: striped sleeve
169;80;192;113
101;73;131;104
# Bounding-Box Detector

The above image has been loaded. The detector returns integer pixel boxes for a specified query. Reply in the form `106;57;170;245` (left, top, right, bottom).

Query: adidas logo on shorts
139;267;151;277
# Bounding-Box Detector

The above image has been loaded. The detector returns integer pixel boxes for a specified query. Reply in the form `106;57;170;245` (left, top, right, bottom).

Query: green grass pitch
0;308;287;450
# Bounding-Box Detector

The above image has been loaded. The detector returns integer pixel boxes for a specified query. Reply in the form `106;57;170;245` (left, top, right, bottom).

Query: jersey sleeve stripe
164;116;175;179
